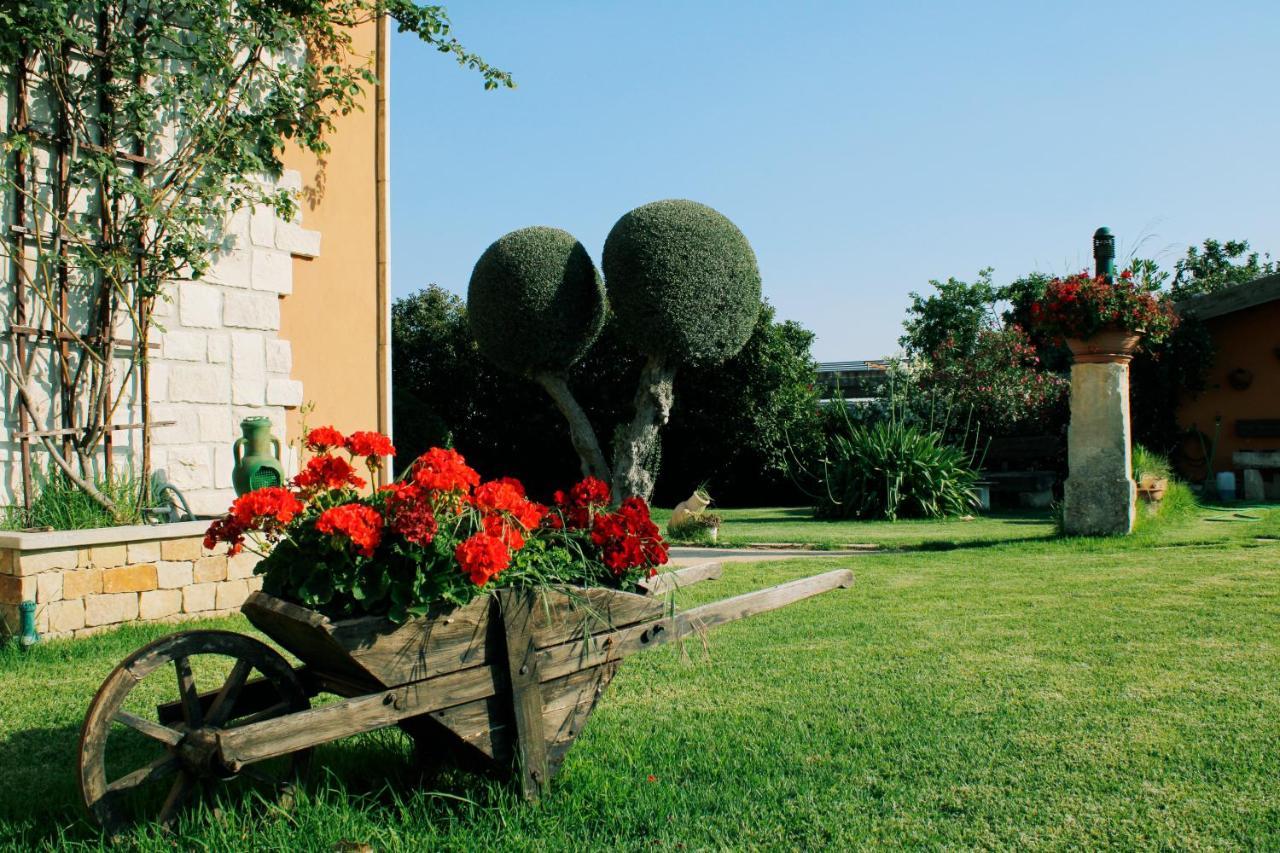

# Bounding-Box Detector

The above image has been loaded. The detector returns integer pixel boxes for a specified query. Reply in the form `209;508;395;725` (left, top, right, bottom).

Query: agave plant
815;418;980;521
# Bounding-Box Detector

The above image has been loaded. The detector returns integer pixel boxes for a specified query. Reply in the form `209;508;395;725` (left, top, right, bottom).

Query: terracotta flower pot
1065;328;1142;364
1136;476;1168;503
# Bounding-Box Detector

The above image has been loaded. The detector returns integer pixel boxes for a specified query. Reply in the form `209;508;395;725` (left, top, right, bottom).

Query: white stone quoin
1062;361;1136;535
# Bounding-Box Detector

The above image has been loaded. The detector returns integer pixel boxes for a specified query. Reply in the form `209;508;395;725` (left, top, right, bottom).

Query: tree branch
533;370;611;482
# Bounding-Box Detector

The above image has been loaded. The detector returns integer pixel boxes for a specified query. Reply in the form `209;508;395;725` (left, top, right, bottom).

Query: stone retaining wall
0;521;261;641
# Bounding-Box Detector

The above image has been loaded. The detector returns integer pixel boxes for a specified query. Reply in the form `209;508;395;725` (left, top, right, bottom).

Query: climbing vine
0;1;509;516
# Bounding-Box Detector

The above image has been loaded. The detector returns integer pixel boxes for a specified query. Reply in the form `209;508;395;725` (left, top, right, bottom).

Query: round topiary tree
466;201;761;500
468;226;610;477
602;200;761;498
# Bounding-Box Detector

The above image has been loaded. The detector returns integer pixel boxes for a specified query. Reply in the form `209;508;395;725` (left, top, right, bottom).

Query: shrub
815;418;980;521
667;512;722;545
467;227;606;375
603;199;761;366
1132;444;1173;481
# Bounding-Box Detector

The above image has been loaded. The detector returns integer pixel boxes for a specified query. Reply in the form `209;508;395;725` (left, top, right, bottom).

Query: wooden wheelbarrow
78;563;852;828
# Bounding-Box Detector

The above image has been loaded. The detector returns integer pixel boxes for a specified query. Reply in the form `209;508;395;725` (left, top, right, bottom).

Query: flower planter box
0;520;259;641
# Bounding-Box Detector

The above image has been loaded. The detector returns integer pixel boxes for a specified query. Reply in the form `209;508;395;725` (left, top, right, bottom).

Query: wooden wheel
78;630;310;830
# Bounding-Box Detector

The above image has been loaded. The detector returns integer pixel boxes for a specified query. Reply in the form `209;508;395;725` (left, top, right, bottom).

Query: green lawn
2;508;1279;849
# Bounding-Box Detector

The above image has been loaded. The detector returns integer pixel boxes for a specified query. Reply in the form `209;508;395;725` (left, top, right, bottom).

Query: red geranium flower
316;503;383;558
305;425;346;452
204;486;303;555
411;447;481;494
383;482;438;546
293;454;366;492
346;430;396;459
454;531;511;586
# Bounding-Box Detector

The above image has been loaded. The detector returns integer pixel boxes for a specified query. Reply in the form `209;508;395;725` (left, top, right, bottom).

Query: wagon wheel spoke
157;770;195;825
174;656;203;728
206;659;253;727
229;700;290;728
106;754;180;794
114;710;183;746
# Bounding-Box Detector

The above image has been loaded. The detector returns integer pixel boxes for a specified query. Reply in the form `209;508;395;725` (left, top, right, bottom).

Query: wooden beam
638;561;724;595
498;590;550;799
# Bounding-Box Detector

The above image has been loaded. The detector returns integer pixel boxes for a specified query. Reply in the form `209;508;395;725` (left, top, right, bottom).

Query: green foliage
1;469;148;531
1132;444;1173;481
901;269;998;359
391;289;823;505
467;227;605;375
815;412;980;521
1172;238;1275;297
603;200;762;366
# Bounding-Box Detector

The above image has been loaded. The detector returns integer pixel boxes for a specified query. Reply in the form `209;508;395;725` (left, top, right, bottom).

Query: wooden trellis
4;21;167;511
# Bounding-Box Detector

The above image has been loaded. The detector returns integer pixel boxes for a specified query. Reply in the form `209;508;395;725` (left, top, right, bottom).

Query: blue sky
389;1;1279;360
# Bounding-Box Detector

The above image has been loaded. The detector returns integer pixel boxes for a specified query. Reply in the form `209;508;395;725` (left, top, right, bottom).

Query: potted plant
1028;270;1178;363
669;511;723;544
1133;444;1172;505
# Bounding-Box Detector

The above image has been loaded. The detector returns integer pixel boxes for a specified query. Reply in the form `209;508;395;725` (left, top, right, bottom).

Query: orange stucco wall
279;22;385;461
1176;301;1280;478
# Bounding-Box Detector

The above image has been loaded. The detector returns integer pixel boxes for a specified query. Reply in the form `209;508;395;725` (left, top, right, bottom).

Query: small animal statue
669;489;711;532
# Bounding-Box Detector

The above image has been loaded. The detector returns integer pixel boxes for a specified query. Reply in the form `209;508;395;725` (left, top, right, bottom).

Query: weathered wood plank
638;561;723;596
330;595;493;686
217;663;502;768
528;587;668;649
499;590;550;800
536;569;854;681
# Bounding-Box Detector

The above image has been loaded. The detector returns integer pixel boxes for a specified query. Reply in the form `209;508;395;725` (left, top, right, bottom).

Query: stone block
161;537;203;561
0;574;36;604
103;563;158;593
128;541;161;564
198;407;235;443
85;592;139;627
147;361;170;403
88;540;129;568
157;560;194;589
0;550;12;575
47;598;86;634
224;291;280;330
36;571;62;603
265;339;292;375
231;332;266;379
279;169;303;192
275;222;321;258
250;207;275;247
204;248;252;288
214;445;235;490
1063;362;1135;536
227;552;261;581
208;334;231;364
17;548;78;575
169;365;231;404
215;579;250;610
183;583;217;613
163;445;213;491
246;575;264;593
266;378;304;408
233;378;266;406
139;589;183;620
1243;469;1266;502
163;330;206;361
194;555;228;584
252;249;293;294
62;568;103;599
179;283;223;328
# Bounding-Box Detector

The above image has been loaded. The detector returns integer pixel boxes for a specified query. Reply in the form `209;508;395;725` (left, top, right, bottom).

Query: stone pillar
1063;361;1135;535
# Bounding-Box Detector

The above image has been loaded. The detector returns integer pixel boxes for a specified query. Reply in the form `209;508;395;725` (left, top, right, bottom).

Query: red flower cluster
382;481;438;546
590;496;668;576
1029;270;1178;345
412;447;481;493
293;454;366;492
204;487;303;556
550;476;611;529
454;531;510;586
305;425;346;452
346;430;396;459
316;504;383;558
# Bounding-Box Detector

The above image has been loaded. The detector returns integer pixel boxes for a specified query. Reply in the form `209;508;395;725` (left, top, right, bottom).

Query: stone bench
1232;450;1280;501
